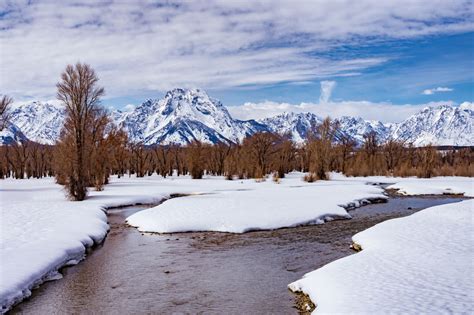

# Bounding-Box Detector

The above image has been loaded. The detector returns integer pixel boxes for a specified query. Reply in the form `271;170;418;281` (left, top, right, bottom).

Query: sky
0;0;473;122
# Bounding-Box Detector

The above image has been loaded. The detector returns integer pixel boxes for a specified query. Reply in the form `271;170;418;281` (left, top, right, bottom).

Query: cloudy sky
1;0;473;121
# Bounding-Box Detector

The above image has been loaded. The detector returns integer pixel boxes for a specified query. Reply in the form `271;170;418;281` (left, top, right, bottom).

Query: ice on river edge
288;199;474;314
1;173;472;312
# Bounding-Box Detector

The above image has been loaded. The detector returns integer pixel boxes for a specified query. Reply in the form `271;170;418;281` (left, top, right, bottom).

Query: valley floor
0;173;472;313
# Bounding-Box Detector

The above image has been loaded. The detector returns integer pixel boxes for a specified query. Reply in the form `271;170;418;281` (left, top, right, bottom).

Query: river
11;195;463;314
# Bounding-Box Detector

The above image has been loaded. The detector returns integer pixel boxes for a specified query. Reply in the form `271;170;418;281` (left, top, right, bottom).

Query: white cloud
319;81;336;103
0;1;472;100
227;100;458;123
459;102;474;110
124;104;136;112
422;87;454;95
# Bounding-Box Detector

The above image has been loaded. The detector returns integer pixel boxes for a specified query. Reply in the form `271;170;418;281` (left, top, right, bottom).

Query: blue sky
110;32;474;107
1;1;473;121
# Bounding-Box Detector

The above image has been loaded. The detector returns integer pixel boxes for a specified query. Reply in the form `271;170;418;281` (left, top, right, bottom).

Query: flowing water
11;196;464;314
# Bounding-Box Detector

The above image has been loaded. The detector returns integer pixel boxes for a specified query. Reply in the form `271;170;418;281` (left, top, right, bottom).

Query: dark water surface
12;196;463;314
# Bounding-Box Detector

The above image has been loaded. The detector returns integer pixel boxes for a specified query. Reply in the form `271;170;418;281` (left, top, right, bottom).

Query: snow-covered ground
126;172;387;233
1;173;472;312
288;175;473;314
331;173;473;197
0;175;200;312
289;200;474;313
387;177;473;197
0;172;385;312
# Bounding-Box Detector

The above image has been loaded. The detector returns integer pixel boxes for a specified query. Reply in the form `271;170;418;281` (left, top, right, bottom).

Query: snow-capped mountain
115;88;266;145
2;89;472;147
392;103;473;146
259;113;396;144
0;123;28;145
335;116;395;144
259;112;322;143
9;101;65;145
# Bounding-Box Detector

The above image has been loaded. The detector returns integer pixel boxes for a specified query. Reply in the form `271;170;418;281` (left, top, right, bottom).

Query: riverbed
11;196;464;314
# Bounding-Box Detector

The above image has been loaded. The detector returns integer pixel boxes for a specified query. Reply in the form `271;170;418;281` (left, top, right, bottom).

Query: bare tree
417;145;439;178
382;138;405;174
363;131;378;175
55;63;105;200
209;142;231;176
129;142;149;177
186;141;206;179
0;95;13;131
305;117;337;181
334;134;356;174
273;136;295;179
243;132;278;178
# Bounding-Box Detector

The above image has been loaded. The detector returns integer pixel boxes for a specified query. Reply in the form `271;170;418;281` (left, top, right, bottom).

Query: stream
11;195;464;314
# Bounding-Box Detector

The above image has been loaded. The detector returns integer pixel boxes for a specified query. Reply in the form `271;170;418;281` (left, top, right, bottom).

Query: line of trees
1;63;472;201
1;124;472;187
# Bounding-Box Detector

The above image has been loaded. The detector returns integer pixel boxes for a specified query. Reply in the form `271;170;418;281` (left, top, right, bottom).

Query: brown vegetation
54;63;122;200
1;108;472;187
0;95;13;131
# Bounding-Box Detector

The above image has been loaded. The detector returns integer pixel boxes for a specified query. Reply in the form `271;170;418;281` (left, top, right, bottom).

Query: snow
8;101;65;145
387;177;474;197
8;90;472;146
392;104;473;146
259;112;322;144
0;123;27;145
0;178;108;312
288;199;474;314
0;175;183;312
331;173;474;197
117;88;254;145
126;173;387;233
335;115;394;144
1;173;471;312
0;172;386;311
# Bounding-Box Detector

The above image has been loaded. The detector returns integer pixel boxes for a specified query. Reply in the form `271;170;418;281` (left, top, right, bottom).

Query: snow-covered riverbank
1;173;472;312
126;173;387;233
289;199;474;313
331;173;474;197
1;175;194;312
0;173;384;312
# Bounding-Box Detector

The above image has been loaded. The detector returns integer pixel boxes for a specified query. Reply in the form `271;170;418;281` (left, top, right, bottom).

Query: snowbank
289;199;474;313
331;173;473;197
126;173;386;233
0;178;108;312
0;175;190;312
386;177;473;197
0;173;386;312
2;173;470;312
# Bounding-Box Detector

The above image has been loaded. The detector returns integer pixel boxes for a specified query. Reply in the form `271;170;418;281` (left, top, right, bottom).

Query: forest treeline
1;63;473;200
1;123;472;181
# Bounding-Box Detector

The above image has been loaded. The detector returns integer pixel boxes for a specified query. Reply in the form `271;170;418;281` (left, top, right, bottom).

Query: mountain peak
9;101;65;145
117;88;251;145
393;103;473;146
260;112;322;143
163;88;216;108
3;90;473;147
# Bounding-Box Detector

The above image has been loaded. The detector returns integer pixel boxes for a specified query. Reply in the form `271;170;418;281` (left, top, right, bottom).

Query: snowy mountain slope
259;112;322;143
335;116;395;144
392;104;473;146
9;101;65;145
3;89;473;146
0;123;28;145
115;88;264;145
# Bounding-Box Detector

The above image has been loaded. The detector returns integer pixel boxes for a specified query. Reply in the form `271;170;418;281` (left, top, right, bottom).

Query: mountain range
2;88;473;147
